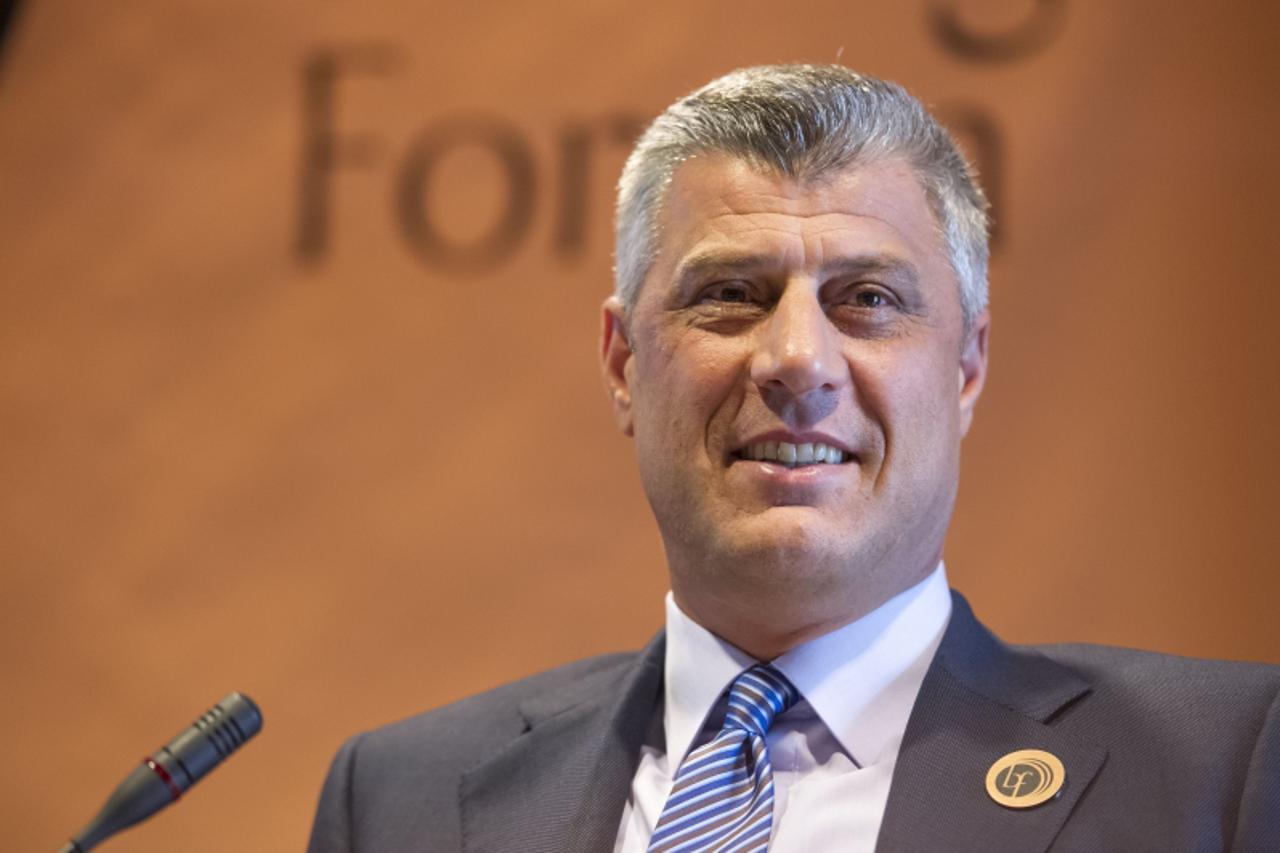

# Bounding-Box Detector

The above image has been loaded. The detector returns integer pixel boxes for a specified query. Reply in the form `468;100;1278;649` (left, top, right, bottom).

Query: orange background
2;2;1278;850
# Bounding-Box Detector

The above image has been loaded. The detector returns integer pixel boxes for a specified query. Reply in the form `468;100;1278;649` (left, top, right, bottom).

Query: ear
600;296;635;437
958;310;990;437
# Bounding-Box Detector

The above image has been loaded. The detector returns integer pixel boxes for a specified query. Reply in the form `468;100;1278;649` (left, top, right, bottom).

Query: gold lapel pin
985;749;1066;808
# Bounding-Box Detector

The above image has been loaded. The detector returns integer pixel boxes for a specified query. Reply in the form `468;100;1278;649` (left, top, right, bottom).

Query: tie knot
723;664;799;735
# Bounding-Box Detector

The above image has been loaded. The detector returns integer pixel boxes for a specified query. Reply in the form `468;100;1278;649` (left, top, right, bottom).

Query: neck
669;558;936;661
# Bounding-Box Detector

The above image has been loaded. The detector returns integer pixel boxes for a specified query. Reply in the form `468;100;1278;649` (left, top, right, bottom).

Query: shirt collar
662;562;952;768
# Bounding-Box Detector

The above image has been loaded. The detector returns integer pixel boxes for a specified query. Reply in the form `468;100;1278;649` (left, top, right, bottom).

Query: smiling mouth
732;440;850;468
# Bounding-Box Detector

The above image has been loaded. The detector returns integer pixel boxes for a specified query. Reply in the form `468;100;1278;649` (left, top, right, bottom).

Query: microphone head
152;692;263;793
65;691;263;852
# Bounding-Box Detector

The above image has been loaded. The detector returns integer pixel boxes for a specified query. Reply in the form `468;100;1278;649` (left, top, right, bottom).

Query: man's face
601;154;988;621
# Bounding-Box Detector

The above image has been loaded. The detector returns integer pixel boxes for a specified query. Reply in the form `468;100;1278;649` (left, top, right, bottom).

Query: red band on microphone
144;757;184;801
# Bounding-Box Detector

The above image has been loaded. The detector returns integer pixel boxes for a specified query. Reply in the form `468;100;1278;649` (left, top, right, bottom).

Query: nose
749;286;846;398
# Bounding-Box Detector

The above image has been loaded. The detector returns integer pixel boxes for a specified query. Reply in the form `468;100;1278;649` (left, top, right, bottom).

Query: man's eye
701;283;753;304
853;288;890;309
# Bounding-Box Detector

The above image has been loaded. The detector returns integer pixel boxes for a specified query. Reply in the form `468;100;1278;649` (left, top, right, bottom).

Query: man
307;65;1280;852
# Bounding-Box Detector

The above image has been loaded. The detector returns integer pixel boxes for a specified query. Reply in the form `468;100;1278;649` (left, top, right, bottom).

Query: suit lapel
876;593;1107;853
459;635;664;853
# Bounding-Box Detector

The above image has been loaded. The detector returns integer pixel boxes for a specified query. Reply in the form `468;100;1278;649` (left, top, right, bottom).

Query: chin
712;514;864;583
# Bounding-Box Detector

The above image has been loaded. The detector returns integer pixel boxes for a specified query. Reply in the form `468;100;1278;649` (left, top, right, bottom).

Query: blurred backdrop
2;1;1278;849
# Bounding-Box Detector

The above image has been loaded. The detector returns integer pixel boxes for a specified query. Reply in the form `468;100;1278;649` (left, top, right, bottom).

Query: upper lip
730;430;856;457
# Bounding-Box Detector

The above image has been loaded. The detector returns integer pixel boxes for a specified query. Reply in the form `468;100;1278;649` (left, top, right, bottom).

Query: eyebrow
673;251;921;293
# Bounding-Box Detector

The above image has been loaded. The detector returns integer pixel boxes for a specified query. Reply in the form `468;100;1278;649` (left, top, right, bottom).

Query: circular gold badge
985;749;1066;808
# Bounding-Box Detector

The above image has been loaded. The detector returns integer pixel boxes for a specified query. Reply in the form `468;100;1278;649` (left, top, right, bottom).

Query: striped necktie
648;664;799;852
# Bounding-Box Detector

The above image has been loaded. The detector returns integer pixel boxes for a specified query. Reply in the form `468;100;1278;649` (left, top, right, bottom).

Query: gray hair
614;64;990;326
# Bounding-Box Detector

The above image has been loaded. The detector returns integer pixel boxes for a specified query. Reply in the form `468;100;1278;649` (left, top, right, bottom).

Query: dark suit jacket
306;593;1280;852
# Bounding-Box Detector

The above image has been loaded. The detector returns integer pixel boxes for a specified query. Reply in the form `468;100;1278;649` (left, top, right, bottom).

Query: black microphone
58;691;263;852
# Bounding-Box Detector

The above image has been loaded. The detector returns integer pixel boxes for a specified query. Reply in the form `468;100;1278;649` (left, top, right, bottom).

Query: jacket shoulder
355;649;640;764
1023;641;1280;758
1029;641;1280;698
306;649;646;853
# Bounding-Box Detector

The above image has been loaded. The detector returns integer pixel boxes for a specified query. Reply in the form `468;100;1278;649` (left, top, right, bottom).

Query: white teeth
738;440;848;467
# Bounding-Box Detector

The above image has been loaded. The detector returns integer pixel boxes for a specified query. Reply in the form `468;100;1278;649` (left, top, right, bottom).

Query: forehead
645;154;952;299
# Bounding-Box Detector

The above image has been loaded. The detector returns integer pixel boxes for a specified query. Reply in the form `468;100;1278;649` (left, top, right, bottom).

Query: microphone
58;691;263;852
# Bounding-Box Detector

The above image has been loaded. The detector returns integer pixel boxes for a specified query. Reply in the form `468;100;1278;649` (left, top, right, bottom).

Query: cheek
683;343;744;399
859;342;963;446
636;338;744;425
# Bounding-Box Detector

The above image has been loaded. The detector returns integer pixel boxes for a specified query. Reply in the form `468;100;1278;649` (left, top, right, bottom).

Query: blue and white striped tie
648;664;799;852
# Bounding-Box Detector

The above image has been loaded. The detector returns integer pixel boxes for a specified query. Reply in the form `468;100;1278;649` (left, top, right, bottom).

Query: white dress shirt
613;563;952;852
